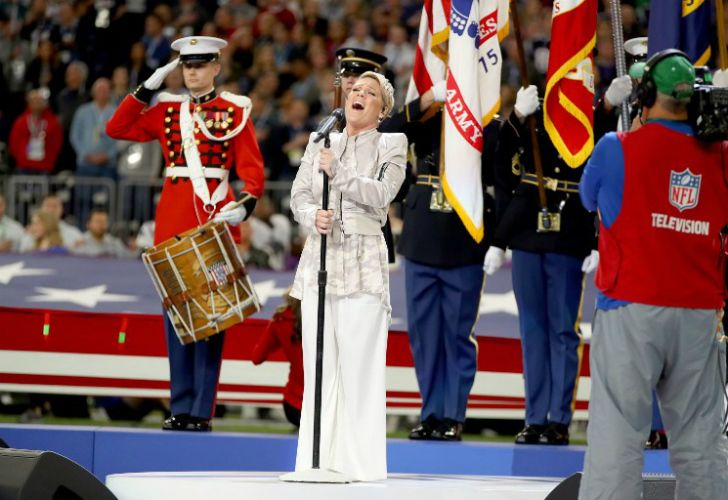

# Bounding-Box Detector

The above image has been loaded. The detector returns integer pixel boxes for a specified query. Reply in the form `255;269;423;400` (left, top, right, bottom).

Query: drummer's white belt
165;167;228;180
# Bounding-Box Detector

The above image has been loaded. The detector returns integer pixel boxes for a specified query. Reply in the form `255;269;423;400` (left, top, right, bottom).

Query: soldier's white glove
483;247;506;276
713;69;728;88
432;80;447;103
213;201;247;226
605;75;632;107
581;250;599;274
143;58;180;90
514;85;539;119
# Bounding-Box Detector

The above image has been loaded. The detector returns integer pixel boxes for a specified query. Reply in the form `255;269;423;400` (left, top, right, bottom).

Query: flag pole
509;0;552;231
716;0;728;69
608;0;630;131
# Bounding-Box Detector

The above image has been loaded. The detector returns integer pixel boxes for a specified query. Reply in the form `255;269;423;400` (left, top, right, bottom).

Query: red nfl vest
596;122;728;309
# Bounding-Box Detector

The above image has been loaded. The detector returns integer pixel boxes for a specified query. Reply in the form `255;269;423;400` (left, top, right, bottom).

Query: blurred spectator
70;77;118;180
20;210;68;254
271;21;295;68
35;192;83;246
0;193;25;253
131;220;155;253
141;13;171;70
25;39;65;99
300;0;328;38
110;66;130;104
72;209;133;258
127;42;153;89
50;1;80;65
251;290;303;427
9;88;62;175
268;98;315;180
249;90;280;175
19;0;54;45
384;24;414;107
227;0;258;26
238;220;272;269
174;0;210;37
213;6;238;41
249;195;292;270
255;0;297;35
343;18;376;51
287;52;320;112
55;60;89;172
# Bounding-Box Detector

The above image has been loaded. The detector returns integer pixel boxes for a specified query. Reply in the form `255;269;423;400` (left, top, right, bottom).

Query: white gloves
143;58;180;90
713;69;728;88
483;247;506;276
514;85;539;119
581;250;599;274
213;201;247;226
432;80;447;103
605;75;632;107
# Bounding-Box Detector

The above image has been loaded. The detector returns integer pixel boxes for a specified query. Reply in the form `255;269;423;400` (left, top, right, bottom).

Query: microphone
313;108;344;144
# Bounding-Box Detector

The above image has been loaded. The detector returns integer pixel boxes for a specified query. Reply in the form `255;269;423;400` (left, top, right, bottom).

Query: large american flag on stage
407;0;508;242
543;0;597;168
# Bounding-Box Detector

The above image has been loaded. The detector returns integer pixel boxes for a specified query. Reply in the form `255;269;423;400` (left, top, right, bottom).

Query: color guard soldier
106;36;264;431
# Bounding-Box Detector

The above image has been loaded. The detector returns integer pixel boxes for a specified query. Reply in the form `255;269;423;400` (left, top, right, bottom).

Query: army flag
647;0;711;66
543;0;597;168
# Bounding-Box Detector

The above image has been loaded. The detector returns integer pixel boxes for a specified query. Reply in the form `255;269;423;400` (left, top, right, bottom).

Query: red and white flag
543;0;597;168
406;0;449;103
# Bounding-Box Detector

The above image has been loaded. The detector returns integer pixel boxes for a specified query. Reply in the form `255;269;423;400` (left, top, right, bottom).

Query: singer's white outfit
290;128;407;481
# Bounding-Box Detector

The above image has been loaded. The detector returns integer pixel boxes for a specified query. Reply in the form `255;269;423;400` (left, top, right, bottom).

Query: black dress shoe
189;417;212;432
539;423;570;445
430;419;463;441
515;424;546;444
162;414;191;431
409;417;441;440
645;430;668;450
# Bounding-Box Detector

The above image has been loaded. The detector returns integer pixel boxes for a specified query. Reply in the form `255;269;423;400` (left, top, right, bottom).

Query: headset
636;49;691;108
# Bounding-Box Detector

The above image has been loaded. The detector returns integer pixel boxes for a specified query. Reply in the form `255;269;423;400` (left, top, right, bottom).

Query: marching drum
142;221;260;344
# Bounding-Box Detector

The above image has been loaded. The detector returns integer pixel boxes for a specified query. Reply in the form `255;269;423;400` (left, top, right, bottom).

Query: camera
688;67;728;142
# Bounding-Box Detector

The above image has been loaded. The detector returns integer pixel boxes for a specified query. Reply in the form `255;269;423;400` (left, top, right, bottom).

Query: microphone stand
280;60;350;484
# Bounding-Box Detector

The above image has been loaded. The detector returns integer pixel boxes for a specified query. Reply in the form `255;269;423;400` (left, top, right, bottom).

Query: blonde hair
358;71;395;118
32;210;63;249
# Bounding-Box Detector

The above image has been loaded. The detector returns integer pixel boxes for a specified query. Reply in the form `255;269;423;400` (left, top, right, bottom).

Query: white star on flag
27;285;138;308
252;279;288;306
0;261;55;285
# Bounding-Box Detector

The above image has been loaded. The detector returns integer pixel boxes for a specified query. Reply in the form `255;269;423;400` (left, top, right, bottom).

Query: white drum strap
179;101;230;211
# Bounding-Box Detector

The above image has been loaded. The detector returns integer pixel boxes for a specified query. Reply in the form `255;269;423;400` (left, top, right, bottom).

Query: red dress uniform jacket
9;108;63;173
597;124;728;309
106;90;264;244
251;307;303;410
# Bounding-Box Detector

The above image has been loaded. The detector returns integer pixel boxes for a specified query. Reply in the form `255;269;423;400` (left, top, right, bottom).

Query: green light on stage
118;332;126;344
43;324;50;336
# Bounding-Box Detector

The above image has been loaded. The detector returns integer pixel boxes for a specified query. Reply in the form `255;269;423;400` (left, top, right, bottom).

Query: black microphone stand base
279;468;352;483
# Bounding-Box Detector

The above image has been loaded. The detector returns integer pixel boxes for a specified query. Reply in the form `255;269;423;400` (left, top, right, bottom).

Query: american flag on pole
543;0;597;168
407;0;508;242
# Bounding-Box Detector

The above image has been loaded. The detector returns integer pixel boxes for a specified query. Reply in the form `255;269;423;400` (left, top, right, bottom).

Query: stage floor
106;471;560;500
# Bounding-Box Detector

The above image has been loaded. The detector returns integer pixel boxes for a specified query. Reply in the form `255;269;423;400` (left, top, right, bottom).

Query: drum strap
179;100;230;212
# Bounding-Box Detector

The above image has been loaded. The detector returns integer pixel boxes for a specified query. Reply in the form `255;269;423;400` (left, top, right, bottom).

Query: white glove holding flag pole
143;58;180;90
514;85;539;119
431;80;447;103
483;247;506;276
713;69;728;88
605;75;632;107
213;200;247;226
581;250;599;274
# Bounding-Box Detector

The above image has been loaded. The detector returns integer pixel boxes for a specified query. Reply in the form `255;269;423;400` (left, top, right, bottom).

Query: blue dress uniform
381;99;497;440
493;112;595;445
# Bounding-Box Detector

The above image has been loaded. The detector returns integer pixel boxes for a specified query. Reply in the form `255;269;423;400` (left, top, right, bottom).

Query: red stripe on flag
479;9;498;46
412;45;435;97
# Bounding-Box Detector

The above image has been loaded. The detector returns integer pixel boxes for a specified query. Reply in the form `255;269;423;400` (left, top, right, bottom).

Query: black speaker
545;472;676;500
0;448;117;500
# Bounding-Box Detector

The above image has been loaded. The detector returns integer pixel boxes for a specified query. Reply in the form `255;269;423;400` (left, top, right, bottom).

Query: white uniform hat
624;37;648;59
171;36;227;63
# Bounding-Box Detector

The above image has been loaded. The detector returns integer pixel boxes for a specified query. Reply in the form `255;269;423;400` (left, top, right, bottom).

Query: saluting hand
315;209;334;235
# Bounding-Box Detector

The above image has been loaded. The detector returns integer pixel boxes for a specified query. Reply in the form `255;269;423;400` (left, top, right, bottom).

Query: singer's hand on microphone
319;148;338;178
315;209;334;235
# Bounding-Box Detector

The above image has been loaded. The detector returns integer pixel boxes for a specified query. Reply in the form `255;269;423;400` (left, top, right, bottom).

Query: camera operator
577;50;728;500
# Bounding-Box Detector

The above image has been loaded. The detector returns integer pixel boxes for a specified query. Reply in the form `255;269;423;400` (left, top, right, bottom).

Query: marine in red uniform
106;36;264;431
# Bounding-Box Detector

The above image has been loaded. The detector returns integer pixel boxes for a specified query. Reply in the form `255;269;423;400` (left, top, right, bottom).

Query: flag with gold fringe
543;0;597;168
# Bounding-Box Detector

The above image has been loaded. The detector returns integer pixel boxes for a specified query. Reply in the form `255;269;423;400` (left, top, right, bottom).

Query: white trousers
294;291;388;481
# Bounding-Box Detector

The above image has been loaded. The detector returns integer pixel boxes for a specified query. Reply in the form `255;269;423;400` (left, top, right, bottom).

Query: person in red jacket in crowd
9;89;63;175
251;291;303;427
106;35;264;432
